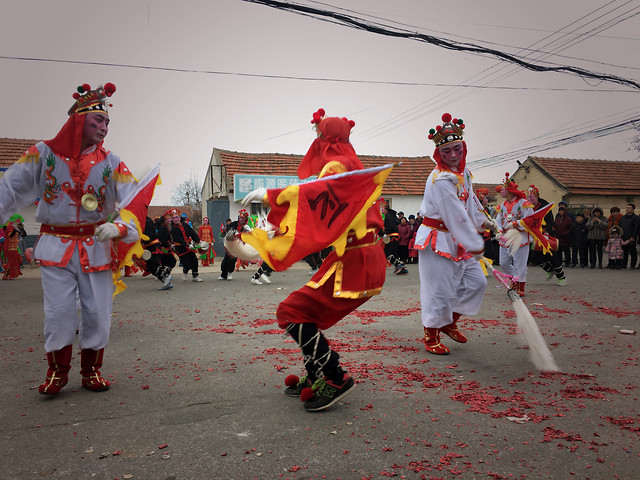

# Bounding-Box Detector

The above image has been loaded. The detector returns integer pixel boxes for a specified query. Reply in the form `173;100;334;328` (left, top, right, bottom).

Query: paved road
1;262;638;479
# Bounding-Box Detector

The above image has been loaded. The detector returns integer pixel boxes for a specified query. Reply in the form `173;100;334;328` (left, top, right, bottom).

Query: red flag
112;164;162;295
517;202;555;255
242;163;396;271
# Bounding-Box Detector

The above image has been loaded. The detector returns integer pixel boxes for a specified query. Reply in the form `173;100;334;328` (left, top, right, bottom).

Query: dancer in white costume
494;173;534;297
0;82;139;394
415;113;497;355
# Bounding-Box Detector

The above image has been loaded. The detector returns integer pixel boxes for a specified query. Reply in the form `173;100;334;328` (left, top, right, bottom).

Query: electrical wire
242;0;640;90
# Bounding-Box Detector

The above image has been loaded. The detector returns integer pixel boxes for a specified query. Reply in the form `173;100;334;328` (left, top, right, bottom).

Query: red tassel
300;387;315;402
284;375;299;387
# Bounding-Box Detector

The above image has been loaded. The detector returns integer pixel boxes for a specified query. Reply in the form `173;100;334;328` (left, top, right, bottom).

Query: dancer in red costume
0;82;141;395
241;109;390;411
198;217;215;266
1;214;25;280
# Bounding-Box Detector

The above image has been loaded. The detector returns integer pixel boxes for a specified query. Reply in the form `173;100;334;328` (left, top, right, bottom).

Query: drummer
169;209;203;282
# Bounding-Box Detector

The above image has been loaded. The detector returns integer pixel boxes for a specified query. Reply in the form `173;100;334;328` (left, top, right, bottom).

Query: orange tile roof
528;156;640;196
214;148;499;196
0;138;41;168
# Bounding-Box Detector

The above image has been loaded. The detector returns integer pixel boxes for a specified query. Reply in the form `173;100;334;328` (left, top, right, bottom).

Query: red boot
423;327;450;355
38;345;73;395
80;349;111;392
440;313;468;343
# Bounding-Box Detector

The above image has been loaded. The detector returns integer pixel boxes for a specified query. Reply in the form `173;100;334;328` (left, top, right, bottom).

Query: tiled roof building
512;156;640;212
0;137;41;169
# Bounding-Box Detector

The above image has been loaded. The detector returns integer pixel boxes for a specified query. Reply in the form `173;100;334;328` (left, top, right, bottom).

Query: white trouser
418;249;487;329
41;247;114;352
499;245;529;282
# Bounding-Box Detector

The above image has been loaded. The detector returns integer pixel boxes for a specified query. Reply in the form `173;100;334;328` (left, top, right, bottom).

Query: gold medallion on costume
81;193;98;211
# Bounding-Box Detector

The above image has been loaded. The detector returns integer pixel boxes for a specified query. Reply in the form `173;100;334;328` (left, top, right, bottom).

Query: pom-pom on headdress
298;108;361;179
475;187;489;202
496;172;526;199
68;83;116;116
238;208;249;218
166;209;181;218
527;184;540;198
428;113;465;148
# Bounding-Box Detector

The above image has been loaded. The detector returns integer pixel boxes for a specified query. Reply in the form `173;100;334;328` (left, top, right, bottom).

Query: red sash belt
40;222;105;238
422;217;448;232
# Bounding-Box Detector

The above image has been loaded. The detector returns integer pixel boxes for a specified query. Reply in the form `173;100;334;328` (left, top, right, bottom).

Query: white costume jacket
0;142;139;270
495;197;534;248
415;167;487;258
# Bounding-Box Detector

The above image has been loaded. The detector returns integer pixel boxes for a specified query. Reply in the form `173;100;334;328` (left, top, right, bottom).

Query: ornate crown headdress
527;184;540;197
68;83;116;116
428;113;465;147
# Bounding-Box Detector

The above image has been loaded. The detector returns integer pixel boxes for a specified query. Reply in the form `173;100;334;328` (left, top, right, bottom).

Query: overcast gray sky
1;0;638;204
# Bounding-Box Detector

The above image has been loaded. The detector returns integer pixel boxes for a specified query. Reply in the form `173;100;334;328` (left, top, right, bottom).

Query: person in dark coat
569;213;588;267
554;205;573;267
619;203;639;268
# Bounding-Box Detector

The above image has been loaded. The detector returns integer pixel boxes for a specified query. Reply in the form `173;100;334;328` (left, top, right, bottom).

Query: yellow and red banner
518;202;555;255
112;164;161;296
242;163;396;271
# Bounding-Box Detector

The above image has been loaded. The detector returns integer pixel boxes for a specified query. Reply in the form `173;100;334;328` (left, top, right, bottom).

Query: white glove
483;218;499;233
241;187;267;206
95;223;121;242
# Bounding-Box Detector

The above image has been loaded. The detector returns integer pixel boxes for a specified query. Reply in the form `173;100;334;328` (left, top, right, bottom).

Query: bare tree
631;120;640;159
171;176;201;211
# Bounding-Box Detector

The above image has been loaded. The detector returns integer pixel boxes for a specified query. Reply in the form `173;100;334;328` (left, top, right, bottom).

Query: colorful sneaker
557;278;567;286
545;271;554;281
395;266;408;275
303;374;356;412
285;375;313;396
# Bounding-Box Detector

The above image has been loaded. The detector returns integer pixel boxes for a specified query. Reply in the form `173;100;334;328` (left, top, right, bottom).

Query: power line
0;55;633;92
242;0;640;90
470;116;640;169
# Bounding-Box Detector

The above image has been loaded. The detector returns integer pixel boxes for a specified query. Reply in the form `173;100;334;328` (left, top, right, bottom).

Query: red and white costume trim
495;198;534;282
414;167;488;328
0;142;139;351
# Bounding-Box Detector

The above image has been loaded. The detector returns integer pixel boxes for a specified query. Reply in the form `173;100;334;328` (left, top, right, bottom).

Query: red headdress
238;208;249;218
496;172;526;199
428;113;467;173
475;187;489;202
297;108;362;179
166;209;181;218
44;82;116;160
527;184;540;198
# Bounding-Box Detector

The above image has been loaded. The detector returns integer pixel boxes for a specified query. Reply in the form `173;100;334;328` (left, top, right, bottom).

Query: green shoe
303;374;355;412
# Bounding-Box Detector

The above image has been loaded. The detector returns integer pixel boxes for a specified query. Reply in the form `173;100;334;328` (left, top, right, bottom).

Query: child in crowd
605;226;624;269
408;231;418;264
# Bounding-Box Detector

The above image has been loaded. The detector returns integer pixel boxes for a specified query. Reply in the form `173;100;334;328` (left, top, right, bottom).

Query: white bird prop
224;214;276;262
